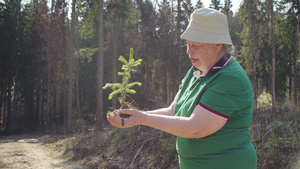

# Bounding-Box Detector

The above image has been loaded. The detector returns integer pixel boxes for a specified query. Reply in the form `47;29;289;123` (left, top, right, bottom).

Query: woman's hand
106;111;124;128
106;109;146;128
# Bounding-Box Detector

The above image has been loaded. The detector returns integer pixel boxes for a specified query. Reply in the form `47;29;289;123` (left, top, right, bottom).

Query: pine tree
67;0;76;135
95;0;105;132
195;0;204;9
209;0;222;11
221;0;233;16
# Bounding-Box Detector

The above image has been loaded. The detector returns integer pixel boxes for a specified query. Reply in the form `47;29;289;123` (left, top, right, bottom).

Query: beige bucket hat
181;8;233;45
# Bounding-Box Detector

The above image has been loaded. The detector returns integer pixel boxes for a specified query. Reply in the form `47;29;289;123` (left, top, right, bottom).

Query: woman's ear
215;44;225;53
216;44;223;50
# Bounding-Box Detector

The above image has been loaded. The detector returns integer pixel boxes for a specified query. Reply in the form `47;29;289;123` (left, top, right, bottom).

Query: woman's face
186;40;222;72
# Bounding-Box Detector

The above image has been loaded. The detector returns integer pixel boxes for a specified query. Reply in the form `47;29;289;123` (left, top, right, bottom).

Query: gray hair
222;44;233;54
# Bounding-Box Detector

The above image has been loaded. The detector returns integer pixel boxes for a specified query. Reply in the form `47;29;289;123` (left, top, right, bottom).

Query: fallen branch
130;137;154;167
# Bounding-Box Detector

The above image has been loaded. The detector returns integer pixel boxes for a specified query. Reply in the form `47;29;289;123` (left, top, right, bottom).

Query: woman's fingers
107;109;144;128
107;111;124;128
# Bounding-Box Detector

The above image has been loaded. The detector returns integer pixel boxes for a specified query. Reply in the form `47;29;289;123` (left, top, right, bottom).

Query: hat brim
181;26;233;45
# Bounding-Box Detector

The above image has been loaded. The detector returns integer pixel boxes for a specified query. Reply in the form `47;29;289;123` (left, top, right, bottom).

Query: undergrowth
251;92;300;169
42;92;300;169
43;124;178;169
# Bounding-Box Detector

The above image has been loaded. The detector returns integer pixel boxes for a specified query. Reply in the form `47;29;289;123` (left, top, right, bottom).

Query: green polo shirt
174;54;257;169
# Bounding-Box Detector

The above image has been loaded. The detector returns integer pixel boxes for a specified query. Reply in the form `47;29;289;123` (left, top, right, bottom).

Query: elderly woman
107;8;257;169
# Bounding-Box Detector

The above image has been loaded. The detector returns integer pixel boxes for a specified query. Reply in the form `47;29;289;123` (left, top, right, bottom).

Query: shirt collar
193;54;232;78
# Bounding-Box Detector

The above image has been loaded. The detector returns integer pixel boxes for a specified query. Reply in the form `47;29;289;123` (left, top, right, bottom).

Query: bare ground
0;133;87;169
0;127;179;169
291;153;300;169
1;128;298;169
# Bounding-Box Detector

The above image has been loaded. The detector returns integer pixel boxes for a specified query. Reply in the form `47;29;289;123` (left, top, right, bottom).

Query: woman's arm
145;90;180;116
107;102;227;139
106;90;180;128
139;105;227;138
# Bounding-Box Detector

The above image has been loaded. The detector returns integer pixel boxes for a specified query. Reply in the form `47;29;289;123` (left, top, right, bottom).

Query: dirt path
291;153;300;169
0;134;86;169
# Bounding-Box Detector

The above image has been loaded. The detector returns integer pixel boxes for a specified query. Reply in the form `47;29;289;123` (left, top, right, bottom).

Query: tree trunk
11;0;21;133
62;0;68;123
47;0;54;128
61;70;66;122
53;88;57;120
7;86;12;134
0;90;2;135
250;0;257;111
177;0;181;45
67;0;76;135
74;14;80;118
41;85;45;125
36;88;40;128
270;0;276;113
295;0;299;105
4;97;7;132
177;0;182;81
289;74;292;99
95;0;104;132
0;90;2;128
28;86;34;130
12;54;19;131
46;80;50;126
75;53;81;118
60;87;65;123
3;93;7;133
112;21;117;108
163;66;167;104
144;49;151;107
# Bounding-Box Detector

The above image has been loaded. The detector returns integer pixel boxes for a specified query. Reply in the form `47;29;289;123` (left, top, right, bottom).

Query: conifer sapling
103;48;142;118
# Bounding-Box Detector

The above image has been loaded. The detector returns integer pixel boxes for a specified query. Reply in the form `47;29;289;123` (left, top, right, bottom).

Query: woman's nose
186;46;193;55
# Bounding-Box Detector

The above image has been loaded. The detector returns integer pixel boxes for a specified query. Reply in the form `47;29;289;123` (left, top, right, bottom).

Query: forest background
0;0;300;168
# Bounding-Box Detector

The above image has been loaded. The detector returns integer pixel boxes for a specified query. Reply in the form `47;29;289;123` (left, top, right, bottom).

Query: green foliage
195;0;204;9
76;0;97;41
267;131;279;149
251;104;300;169
111;128;131;145
103;48;142;109
159;137;177;162
125;6;140;26
257;89;272;110
274;7;298;99
209;0;222;10
75;48;98;63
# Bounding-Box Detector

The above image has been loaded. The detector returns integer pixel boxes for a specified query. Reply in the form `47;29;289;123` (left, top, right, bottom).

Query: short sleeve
199;76;253;119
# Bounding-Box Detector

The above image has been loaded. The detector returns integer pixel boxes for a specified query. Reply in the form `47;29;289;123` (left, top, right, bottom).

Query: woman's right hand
107;109;146;128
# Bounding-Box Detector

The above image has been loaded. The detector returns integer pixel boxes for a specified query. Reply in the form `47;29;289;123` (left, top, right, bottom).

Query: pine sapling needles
103;48;142;112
